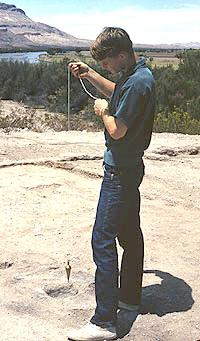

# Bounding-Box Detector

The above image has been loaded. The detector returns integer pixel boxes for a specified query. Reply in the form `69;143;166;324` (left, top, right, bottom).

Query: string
67;65;98;130
79;78;98;100
67;65;70;130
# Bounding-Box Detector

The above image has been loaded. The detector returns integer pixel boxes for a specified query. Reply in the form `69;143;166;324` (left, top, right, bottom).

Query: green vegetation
153;50;200;125
154;109;200;134
0;49;199;134
0;46;90;54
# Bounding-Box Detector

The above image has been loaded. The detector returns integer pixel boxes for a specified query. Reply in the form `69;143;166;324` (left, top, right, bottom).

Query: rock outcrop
0;2;91;50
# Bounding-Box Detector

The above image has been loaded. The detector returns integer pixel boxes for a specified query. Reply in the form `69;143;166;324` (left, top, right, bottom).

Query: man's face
99;53;127;74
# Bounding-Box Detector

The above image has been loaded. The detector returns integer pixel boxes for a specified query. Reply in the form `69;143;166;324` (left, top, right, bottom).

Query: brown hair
90;27;133;61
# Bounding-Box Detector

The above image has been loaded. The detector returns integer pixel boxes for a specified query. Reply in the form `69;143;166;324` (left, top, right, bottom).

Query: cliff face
0;2;91;49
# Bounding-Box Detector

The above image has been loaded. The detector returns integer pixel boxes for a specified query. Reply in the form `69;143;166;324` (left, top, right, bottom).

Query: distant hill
134;42;200;49
0;2;91;50
0;2;199;51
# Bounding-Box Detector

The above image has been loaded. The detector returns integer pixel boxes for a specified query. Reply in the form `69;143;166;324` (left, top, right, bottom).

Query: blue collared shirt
104;57;155;167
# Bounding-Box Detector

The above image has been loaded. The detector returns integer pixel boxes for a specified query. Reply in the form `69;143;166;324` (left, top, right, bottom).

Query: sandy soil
0;128;200;341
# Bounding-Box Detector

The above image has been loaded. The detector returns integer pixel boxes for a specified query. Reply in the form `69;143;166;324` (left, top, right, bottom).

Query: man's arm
94;99;128;140
69;62;115;98
70;63;127;139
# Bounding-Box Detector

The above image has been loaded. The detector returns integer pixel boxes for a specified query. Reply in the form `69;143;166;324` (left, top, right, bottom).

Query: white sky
4;0;200;43
35;5;200;44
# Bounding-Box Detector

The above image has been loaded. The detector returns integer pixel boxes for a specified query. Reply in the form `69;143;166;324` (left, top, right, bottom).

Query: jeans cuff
118;301;139;311
90;316;116;328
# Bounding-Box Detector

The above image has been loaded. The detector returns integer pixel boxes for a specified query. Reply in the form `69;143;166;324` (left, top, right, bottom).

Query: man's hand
94;99;128;140
69;62;90;78
94;99;109;117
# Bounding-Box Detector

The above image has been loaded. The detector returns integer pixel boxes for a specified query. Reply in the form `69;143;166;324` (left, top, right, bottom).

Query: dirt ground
0;128;200;341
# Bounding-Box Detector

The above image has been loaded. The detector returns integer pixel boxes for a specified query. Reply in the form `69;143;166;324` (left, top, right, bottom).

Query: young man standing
68;27;155;340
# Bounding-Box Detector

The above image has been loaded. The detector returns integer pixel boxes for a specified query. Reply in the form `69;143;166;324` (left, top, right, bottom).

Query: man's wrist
101;107;109;118
85;67;95;80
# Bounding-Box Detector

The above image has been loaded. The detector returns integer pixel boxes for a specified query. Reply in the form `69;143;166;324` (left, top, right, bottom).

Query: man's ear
119;52;127;60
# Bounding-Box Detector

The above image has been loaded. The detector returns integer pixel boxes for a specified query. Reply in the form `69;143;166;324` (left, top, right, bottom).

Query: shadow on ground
141;269;194;316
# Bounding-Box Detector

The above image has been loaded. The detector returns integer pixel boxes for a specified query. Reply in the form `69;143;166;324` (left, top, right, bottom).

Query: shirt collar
117;56;146;83
133;56;146;73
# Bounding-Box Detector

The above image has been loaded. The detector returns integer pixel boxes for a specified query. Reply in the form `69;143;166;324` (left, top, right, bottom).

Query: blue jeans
90;160;144;328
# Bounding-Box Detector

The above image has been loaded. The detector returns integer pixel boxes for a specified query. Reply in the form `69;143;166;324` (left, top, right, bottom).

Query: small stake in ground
65;260;71;282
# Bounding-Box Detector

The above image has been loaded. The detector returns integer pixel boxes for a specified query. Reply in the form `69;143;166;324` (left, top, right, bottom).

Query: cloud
35;5;200;44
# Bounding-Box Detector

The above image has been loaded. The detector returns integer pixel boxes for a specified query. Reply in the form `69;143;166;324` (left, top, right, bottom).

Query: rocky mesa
1;2;200;51
0;2;91;50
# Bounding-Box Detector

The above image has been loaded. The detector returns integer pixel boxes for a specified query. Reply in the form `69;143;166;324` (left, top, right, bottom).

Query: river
0;51;47;63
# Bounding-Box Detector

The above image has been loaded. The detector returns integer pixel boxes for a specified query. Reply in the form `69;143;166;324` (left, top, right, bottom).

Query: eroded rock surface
0;130;200;340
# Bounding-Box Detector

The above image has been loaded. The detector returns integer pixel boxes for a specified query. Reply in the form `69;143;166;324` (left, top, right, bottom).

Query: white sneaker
67;322;117;340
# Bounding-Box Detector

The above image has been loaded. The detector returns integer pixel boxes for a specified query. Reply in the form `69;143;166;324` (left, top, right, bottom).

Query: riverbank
0;51;47;63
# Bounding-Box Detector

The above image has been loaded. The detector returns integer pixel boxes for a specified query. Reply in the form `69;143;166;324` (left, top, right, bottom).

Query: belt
103;162;133;176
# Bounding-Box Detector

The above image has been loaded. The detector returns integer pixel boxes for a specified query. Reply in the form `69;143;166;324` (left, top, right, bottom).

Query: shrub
153;109;200;135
